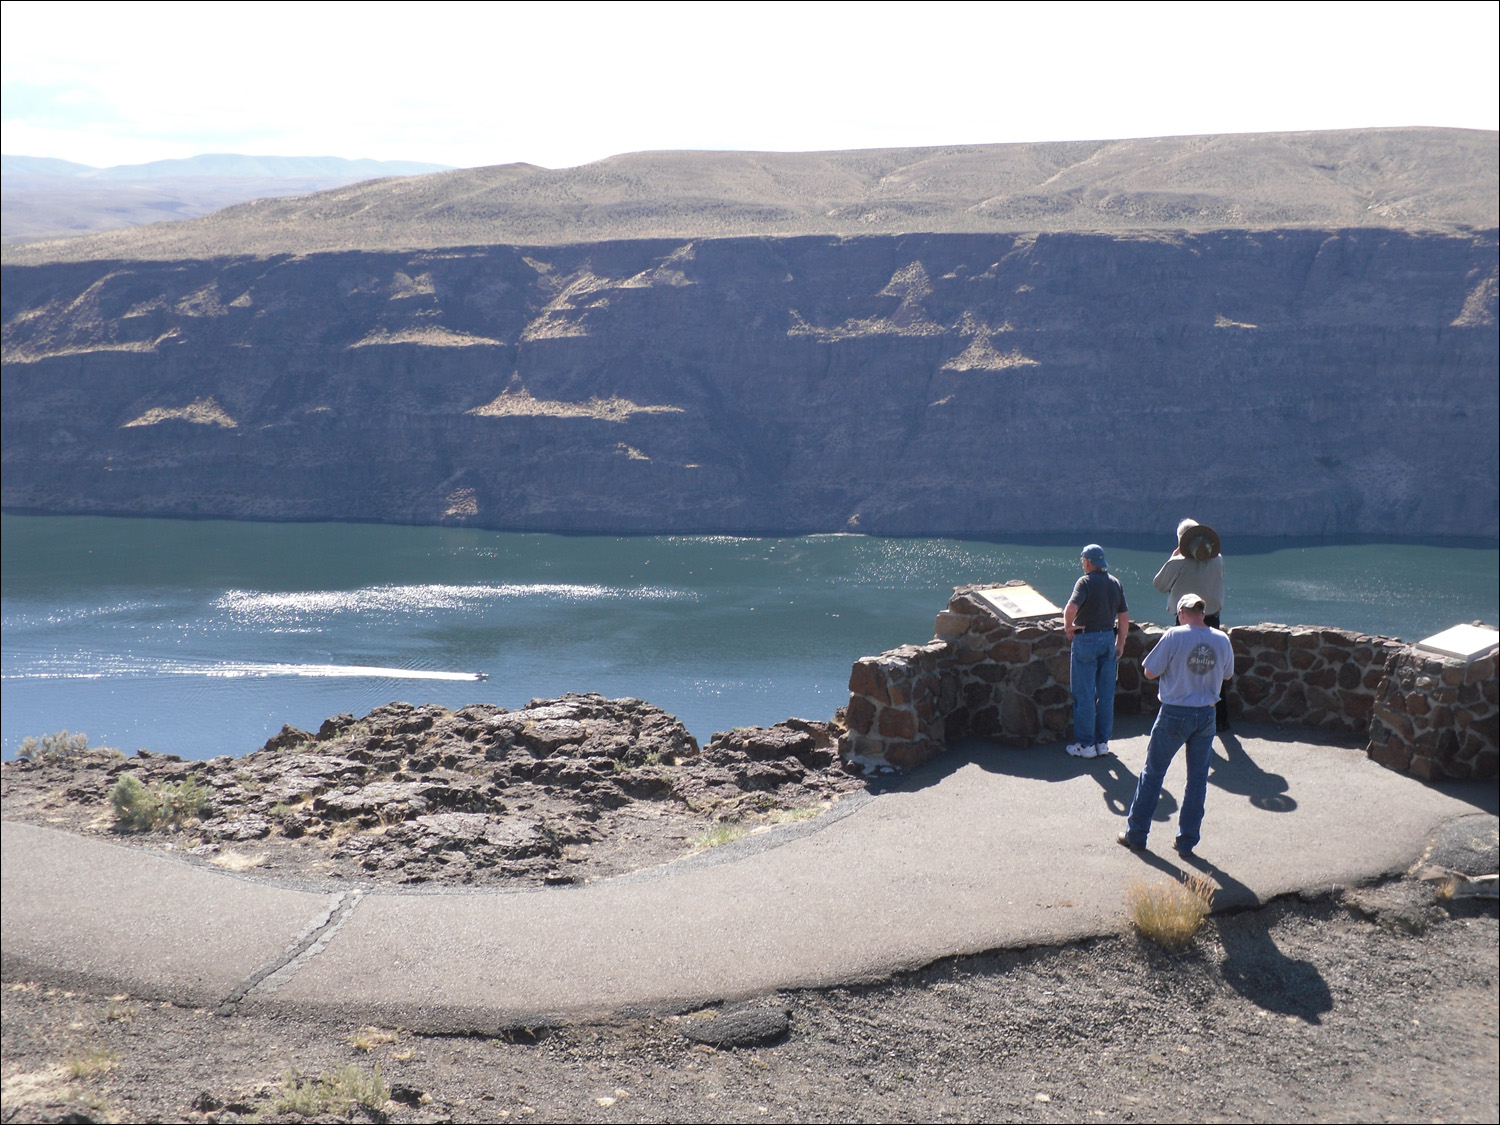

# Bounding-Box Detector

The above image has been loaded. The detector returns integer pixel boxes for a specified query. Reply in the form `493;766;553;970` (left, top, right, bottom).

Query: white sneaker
1066;743;1096;758
1093;742;1112;757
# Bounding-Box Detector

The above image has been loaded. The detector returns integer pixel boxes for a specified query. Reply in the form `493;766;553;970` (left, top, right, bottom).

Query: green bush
111;774;213;831
270;1063;389;1116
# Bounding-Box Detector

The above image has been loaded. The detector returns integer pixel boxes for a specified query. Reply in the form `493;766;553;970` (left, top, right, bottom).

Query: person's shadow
1123;849;1333;1023
906;735;1333;1022
895;727;1291;832
1093;751;1177;820
1209;731;1297;812
1215;902;1334;1022
929;732;1182;824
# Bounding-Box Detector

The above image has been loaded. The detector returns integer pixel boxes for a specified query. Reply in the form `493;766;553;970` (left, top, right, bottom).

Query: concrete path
4;722;1495;1033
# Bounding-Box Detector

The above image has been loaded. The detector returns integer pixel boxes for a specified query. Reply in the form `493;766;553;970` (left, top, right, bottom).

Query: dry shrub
271;1063;389;1116
1126;872;1217;950
209;850;267;872
350;1026;399;1051
65;1047;117;1079
18;730;93;764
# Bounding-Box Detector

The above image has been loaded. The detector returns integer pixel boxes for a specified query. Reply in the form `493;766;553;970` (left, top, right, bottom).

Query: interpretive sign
974;583;1061;621
1415;623;1499;664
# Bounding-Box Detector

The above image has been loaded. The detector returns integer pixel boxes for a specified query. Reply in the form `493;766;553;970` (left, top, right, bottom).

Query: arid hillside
5;128;1495;263
0;154;452;244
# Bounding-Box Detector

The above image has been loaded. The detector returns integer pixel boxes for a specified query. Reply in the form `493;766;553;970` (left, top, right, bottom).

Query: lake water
3;515;1496;760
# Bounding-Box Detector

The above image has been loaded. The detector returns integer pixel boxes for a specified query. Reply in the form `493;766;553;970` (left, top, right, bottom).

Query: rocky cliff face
2;228;1496;537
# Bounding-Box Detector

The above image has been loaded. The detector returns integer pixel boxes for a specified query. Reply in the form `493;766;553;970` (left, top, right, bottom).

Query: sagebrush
270;1063;389;1116
110;774;213;830
17;730;96;764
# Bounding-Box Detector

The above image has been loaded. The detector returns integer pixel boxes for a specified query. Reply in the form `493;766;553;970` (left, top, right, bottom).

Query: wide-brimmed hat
1177;523;1221;562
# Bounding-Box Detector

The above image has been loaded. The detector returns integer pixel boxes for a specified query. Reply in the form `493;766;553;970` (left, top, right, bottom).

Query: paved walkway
4;721;1495;1033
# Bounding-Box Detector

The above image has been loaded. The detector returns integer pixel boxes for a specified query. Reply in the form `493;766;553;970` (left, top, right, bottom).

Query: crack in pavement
215;891;364;1014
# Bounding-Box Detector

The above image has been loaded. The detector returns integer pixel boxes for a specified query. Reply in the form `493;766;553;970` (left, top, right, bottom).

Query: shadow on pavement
915;722;1334;830
873;725;1495;850
1112;833;1329;1022
1112;826;1262;910
1213;721;1365;749
1209;731;1297;812
1423;780;1500;817
1175;851;1260;909
894;729;1180;824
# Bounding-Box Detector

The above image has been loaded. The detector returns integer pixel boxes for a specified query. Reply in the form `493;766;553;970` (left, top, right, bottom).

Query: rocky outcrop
0;695;861;887
3;228;1496;537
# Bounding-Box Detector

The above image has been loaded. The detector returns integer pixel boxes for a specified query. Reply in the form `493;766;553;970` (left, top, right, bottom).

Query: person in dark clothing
1062;544;1129;759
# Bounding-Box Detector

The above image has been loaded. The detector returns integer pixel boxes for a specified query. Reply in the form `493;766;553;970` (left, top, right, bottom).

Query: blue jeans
1070;630;1117;746
1123;703;1216;849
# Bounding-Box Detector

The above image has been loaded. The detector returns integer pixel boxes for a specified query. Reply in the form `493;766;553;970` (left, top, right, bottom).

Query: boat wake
5;657;487;682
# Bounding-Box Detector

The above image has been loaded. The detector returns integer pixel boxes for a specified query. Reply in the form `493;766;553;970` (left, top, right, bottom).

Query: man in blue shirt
1062;543;1129;759
1117;593;1235;857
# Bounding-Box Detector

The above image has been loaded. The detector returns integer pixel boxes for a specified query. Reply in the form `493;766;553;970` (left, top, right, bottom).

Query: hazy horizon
4;1;1496;171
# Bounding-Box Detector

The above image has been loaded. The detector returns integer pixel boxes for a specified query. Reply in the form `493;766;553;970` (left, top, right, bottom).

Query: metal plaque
1415;623;1499;664
974;583;1062;621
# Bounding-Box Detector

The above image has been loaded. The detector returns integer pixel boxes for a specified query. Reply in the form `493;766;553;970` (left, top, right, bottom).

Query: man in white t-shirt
1117;593;1234;858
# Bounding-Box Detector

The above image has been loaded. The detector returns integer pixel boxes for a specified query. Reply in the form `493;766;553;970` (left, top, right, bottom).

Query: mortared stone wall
840;582;1497;782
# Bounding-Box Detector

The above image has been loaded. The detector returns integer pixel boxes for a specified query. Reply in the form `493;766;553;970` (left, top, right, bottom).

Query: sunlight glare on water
2;515;1495;760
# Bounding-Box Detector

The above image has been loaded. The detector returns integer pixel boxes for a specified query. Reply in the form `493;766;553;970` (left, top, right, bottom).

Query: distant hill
4;128;1494;264
1;154;453;244
0;156;97;177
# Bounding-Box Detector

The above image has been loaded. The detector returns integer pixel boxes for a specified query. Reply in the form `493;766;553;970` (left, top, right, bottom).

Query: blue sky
3;0;1497;170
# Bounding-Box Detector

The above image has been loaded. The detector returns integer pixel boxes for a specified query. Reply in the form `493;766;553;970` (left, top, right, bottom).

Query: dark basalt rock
2;694;863;887
680;1005;791;1048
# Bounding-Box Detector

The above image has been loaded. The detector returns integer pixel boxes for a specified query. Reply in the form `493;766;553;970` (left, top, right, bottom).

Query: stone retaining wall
844;640;960;769
1367;647;1499;780
840;583;1498;781
842;583;1154;769
1224;625;1402;735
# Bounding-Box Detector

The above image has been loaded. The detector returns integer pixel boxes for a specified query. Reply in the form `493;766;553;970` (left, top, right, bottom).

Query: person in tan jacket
1153;519;1230;731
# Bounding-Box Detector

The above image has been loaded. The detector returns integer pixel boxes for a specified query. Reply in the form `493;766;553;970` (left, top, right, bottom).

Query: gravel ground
2;881;1495;1124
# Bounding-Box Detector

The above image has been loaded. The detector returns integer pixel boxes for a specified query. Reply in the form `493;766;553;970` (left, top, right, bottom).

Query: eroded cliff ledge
2;227;1496;537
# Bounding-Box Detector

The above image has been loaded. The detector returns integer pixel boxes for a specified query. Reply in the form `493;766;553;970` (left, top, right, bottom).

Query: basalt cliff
3;129;1497;538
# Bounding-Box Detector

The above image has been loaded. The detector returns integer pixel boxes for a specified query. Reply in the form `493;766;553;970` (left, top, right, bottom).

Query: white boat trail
5;658;487;682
